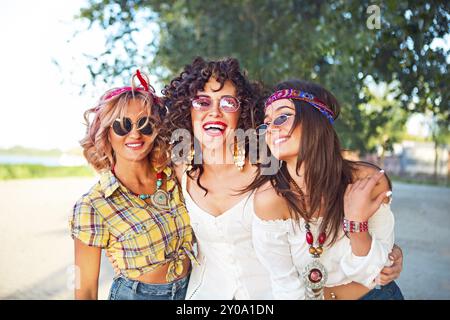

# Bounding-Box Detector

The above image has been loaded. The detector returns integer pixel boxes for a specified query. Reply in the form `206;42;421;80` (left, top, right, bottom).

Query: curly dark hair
162;56;265;194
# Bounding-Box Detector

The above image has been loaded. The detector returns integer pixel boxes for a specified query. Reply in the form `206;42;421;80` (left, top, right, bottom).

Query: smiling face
191;77;240;150
264;98;301;162
108;99;158;165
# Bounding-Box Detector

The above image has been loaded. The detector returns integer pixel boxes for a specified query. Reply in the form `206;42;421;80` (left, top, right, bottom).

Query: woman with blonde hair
70;70;196;300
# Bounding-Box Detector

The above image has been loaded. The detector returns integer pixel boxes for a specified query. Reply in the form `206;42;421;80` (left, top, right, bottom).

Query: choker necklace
289;176;328;300
112;166;170;210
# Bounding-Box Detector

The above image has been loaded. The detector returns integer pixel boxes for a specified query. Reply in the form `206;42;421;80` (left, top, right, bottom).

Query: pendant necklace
289;176;328;300
112;166;171;210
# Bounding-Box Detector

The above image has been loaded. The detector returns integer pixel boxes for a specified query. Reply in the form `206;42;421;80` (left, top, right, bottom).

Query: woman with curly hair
70;70;196;300
162;56;270;299
161;57;404;299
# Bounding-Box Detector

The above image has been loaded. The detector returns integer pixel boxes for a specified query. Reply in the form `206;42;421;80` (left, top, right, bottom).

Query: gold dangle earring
233;136;245;171
185;143;195;172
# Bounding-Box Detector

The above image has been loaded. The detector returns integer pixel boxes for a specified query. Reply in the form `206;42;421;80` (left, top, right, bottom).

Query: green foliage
0;164;95;180
431;114;450;146
75;0;449;153
359;78;408;153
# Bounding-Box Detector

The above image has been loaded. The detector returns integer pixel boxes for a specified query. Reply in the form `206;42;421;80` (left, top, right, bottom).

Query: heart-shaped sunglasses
191;95;240;113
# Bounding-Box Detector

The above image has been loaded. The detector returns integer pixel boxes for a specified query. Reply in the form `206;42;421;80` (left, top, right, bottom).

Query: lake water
0;154;87;167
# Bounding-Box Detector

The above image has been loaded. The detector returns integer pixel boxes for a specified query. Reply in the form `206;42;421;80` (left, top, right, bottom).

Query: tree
359;78;408;165
429;114;450;182
74;0;449;153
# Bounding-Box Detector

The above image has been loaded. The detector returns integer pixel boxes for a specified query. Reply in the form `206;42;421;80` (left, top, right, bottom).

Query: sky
0;0;160;151
0;0;102;150
0;1;446;151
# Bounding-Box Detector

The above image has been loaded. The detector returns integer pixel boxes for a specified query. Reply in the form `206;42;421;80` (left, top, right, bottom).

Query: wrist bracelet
342;218;369;233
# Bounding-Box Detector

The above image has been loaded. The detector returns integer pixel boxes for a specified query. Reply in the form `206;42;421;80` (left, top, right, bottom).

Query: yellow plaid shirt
69;166;197;282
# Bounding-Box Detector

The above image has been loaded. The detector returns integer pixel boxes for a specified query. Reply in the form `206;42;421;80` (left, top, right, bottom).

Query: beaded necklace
289;176;328;300
112;166;171;210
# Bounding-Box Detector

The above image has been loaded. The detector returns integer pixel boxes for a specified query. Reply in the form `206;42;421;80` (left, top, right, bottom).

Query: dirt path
390;182;450;299
0;177;449;299
0;177;114;300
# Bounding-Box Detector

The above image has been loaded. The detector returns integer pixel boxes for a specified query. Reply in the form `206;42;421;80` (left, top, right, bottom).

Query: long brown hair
245;79;357;246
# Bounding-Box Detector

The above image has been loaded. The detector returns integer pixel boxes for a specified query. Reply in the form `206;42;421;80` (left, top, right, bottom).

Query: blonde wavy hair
80;75;169;172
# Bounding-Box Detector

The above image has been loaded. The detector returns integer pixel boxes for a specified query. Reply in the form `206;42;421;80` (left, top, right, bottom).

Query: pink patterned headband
102;86;148;100
265;89;335;124
96;70;161;110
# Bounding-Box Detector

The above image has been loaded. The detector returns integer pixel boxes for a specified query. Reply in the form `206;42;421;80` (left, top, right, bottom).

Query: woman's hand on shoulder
378;244;403;285
344;166;391;222
254;181;291;221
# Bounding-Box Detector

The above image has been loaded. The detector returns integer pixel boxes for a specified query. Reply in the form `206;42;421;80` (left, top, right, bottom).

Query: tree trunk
447;150;450;185
379;145;386;168
433;141;439;183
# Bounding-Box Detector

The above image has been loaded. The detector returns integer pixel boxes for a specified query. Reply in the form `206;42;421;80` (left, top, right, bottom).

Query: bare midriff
324;282;371;300
131;258;191;284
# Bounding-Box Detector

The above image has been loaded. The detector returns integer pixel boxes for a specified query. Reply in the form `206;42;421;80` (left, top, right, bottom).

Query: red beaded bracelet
342;218;369;233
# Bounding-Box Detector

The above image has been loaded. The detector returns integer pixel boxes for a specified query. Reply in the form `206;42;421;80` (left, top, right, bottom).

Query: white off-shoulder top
181;172;273;300
252;203;395;300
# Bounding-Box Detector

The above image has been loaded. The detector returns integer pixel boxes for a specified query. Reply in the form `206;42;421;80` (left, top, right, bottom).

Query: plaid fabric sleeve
69;196;109;248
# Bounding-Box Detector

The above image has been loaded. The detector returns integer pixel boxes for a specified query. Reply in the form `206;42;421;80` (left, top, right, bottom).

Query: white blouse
181;173;273;300
252;203;395;300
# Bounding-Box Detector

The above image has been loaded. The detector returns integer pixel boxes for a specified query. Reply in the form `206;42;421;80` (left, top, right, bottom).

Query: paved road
0;177;449;299
390;182;450;299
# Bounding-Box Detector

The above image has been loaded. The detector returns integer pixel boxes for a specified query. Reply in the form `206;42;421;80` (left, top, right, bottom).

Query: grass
1;164;448;188
0;164;95;180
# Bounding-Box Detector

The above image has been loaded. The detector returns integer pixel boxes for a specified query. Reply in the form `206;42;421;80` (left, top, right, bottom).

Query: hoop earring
186;144;195;172
233;136;245;171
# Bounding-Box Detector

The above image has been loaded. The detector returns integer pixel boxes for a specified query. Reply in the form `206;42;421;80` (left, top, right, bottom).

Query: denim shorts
108;275;189;300
359;281;404;300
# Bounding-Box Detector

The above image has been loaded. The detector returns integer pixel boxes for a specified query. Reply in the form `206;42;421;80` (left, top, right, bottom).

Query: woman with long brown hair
250;79;404;299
